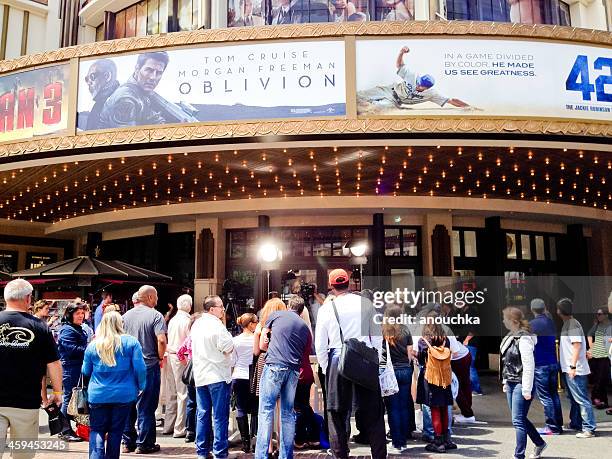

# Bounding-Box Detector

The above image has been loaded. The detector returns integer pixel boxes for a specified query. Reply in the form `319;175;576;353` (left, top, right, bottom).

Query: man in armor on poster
99;51;198;128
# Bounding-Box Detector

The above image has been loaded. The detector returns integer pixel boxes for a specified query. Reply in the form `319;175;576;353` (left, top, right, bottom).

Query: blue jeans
422;404;453;438
89;402;132;459
506;382;544;459
563;373;596;433
255;364;300;459
185;384;197;436
60;363;81;418
467;345;482;394
384;367;415;448
122;364;160;449
534;364;563;433
196;381;231;458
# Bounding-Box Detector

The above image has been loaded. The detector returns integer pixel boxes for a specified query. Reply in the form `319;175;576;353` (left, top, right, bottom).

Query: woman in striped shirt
587;308;611;409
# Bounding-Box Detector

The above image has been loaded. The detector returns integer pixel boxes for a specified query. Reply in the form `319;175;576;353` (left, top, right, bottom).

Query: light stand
344;240;368;291
258;241;281;300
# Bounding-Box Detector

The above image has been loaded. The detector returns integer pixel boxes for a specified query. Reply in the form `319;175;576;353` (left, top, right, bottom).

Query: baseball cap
417;74;435;89
329;268;349;286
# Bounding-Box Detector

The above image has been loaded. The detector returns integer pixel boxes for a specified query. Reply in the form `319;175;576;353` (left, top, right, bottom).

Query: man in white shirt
191;296;234;459
163;294;192;438
556;298;596;438
315;269;386;459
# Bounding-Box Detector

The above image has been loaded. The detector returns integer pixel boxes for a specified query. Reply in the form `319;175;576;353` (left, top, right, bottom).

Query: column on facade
589;225;612;307
421;212;454;285
194;217;225;311
568;0;608;30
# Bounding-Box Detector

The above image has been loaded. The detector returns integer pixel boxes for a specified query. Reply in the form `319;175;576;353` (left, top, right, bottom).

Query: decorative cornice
0;21;610;73
2;118;611;158
0;21;610;159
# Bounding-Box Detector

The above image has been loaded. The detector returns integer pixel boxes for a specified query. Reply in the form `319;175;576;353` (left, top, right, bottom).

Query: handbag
67;374;89;416
379;340;399;397
181;359;194;386
422;338;452;388
331;299;380;392
44;404;63;436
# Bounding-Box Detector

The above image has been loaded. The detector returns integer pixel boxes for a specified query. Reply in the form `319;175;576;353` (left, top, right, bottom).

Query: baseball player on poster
358;46;476;111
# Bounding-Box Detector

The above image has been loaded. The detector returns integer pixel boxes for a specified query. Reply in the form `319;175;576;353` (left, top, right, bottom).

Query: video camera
299;281;316;303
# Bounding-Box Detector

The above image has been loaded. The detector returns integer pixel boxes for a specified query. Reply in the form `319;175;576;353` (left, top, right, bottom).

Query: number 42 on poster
565;55;612;102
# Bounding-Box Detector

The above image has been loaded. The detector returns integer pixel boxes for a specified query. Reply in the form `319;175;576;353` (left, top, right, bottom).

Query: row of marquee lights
1;147;610;223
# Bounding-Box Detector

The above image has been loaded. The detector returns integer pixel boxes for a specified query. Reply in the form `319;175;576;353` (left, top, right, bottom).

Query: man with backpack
314;269;386;459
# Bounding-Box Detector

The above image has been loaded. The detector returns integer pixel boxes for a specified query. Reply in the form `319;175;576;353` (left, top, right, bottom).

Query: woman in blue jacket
82;310;146;459
58;302;89;441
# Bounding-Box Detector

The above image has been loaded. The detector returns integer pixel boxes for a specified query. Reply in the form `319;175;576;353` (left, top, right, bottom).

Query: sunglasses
84;72;102;84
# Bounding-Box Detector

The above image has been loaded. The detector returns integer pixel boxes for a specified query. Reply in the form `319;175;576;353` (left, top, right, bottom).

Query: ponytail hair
503;307;531;333
237;313;257;329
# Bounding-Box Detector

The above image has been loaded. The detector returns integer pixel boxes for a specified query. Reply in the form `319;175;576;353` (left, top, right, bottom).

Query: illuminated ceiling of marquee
1;146;610;223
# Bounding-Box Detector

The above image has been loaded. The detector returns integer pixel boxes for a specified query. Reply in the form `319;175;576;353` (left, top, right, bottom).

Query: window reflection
375;0;414;21
445;0;571;25
506;233;517;259
228;0;372;27
521;234;531;260
452;230;461;258
99;0;204;40
535;235;545;261
402;229;418;256
464;230;477;257
384;228;401;256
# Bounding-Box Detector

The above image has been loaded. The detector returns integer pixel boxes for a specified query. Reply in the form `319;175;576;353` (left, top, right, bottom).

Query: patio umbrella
10;256;172;282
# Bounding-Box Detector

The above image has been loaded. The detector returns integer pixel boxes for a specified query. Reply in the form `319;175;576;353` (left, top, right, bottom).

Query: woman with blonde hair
251;298;286;456
252;298;287;393
500;307;546;459
82;311;147;459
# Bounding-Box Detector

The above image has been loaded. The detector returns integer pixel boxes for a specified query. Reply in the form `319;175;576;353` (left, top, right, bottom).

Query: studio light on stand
343;240;368;291
258;241;281;299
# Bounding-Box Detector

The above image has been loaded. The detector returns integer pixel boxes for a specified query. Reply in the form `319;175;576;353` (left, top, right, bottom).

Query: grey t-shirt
265;310;311;372
123;305;167;368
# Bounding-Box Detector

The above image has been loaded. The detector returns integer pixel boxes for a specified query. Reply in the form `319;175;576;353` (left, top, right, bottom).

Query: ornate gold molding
0;21;610;159
0;21;610;73
2;118;611;158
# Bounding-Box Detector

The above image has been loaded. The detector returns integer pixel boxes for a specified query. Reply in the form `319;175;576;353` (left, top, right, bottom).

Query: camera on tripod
299;281;316;302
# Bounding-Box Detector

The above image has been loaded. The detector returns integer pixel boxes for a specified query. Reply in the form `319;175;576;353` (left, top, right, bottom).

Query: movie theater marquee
0;32;610;145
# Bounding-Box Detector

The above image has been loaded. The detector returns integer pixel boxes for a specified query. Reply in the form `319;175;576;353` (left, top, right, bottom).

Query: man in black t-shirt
0;279;62;457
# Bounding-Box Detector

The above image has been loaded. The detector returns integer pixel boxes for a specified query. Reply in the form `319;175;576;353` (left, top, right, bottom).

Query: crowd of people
0;273;610;459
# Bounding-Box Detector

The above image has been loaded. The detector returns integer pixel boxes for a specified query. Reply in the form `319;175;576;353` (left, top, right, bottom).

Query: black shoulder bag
181;359;194;386
331;299;380;391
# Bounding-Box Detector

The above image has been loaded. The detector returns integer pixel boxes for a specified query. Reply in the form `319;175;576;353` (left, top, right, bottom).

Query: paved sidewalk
30;374;611;458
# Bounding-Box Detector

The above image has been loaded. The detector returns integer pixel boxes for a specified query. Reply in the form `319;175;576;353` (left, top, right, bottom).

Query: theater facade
0;7;611;346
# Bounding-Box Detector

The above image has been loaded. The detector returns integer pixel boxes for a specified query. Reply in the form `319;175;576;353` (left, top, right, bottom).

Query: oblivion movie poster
77;40;346;131
0;64;70;143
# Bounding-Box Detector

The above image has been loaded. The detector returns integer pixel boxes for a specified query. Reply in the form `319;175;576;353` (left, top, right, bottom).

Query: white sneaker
454;414;477;424
388;446;404;455
529;442;547;458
